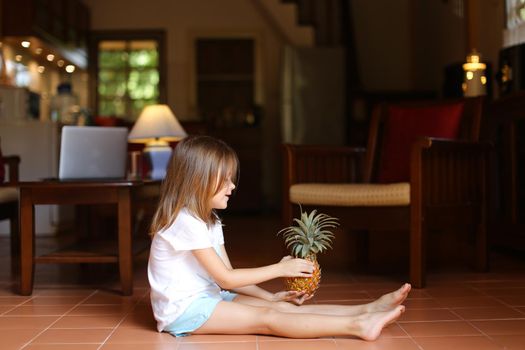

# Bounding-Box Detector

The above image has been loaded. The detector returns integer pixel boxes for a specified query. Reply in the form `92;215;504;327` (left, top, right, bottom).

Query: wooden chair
0;155;21;275
282;97;490;288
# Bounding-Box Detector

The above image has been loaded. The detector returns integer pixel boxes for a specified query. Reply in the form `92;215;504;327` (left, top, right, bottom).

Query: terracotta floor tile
258;339;337;350
496;295;525;306
400;321;481;337
118;310;157;329
34;289;97;297
425;286;484;298
367;288;431;300
2;216;525;349
0;329;43;349
106;327;179;343
81;292;142;305
334;337;420;350
402;289;432;299
51;315;125;328
0;305;15;314
179;342;257;350
0;315;59;329
434;296;505;308
470;320;525;335
67;304;135;315
478;287;525;297
181;334;258;343
24;344;101;350
0;296;33;305
413;336;502;350
470;280;525;288
398;308;460;322
402;298;442;309
452;306;525;320
376;323;408;338
5;304;74;316
100;344;181;350
26;296;87;305
30;328;113;344
491;334;525;349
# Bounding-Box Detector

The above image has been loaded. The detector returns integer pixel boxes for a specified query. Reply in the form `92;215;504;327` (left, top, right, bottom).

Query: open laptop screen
58;126;128;180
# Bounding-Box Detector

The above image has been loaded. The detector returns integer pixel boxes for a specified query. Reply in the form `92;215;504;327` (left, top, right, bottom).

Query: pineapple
278;208;339;296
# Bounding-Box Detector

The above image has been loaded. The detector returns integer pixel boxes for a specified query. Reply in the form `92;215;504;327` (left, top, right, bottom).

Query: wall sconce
462;49;487;97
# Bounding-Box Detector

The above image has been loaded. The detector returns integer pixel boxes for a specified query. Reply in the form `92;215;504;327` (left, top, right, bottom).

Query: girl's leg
233;283;411;316
194;300;405;340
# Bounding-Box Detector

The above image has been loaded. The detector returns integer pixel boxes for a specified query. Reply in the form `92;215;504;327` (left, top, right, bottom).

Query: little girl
148;135;410;340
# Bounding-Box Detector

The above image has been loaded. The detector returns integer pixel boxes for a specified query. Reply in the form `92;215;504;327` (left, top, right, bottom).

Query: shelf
35;238;150;264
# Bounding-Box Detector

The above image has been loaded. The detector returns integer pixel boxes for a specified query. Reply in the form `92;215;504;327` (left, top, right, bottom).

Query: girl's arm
192;246;313;290
217;245;276;300
218;246;311;303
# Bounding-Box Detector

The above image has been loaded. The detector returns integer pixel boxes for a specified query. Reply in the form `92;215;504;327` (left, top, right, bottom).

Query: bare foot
355;305;405;341
367;283;411;313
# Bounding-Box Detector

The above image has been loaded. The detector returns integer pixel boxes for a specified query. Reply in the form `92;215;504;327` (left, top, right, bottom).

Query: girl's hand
278;255;314;277
272;290;313;305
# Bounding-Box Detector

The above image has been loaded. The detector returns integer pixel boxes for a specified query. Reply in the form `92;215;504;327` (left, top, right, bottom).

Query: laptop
58;126;128;180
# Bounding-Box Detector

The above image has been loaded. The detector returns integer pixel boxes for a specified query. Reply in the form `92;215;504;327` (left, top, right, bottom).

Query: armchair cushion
378;102;464;183
290;183;410;206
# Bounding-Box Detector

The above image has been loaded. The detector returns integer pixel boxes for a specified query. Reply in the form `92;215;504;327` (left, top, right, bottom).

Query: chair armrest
2;155;21;185
410;137;490;205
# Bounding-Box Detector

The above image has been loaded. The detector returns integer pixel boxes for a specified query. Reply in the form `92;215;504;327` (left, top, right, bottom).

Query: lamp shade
129;104;187;180
128;104;187;142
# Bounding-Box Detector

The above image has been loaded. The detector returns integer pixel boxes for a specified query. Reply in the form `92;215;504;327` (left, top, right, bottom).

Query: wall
352;0;414;91
352;0;504;96
83;0;506;209
84;0;289;209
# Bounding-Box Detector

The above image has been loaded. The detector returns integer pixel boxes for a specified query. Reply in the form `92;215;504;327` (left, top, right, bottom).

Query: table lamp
128;104;187;180
462;49;487;97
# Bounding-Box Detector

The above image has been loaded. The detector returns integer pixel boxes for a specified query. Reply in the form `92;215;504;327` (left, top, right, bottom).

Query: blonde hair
149;135;239;236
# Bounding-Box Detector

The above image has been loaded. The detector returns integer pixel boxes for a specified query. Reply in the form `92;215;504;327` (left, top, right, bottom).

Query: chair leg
410;215;426;288
9;212;20;278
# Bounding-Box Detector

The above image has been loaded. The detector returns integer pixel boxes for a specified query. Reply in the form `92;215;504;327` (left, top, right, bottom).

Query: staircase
254;0;348;47
252;0;314;46
281;0;344;46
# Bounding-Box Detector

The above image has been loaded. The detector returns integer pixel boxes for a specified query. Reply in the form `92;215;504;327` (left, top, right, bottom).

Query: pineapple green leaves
278;209;339;259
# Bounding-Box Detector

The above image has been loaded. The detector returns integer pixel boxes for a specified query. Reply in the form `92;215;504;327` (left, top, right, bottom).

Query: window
90;30;166;121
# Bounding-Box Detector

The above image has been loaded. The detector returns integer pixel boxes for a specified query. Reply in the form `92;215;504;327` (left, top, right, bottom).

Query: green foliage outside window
98;42;160;121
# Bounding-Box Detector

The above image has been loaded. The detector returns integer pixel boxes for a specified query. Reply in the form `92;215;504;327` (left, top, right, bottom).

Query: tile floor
0;213;524;349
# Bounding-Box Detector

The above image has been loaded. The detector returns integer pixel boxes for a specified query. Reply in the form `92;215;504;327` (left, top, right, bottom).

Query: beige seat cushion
0;187;18;203
290;183;410;207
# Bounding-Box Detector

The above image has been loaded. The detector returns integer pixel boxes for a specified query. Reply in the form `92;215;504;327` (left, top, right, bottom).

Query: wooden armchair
0;154;21;275
282;97;490;288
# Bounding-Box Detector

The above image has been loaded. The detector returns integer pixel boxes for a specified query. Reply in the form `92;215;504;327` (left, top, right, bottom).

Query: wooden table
18;180;159;295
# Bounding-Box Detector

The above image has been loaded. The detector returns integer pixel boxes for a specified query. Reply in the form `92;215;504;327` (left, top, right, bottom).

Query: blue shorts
165;290;237;337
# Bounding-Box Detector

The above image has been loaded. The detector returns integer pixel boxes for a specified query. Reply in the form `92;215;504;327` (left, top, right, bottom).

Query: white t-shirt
148;208;224;332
